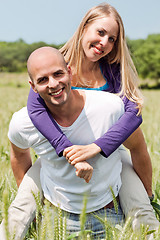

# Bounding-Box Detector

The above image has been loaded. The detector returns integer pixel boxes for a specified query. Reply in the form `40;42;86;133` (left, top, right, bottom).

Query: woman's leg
119;146;159;231
0;158;42;240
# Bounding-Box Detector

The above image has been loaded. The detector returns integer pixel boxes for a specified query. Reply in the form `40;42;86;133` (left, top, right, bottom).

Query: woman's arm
92;61;142;157
27;86;141;159
64;98;142;161
27;88;73;156
94;97;142;157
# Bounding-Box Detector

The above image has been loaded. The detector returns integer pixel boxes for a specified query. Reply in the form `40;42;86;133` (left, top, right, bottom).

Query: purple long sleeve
27;88;72;157
94;97;142;157
94;60;142;157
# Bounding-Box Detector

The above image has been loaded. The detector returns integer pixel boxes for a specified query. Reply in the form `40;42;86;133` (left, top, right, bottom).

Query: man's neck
47;90;85;127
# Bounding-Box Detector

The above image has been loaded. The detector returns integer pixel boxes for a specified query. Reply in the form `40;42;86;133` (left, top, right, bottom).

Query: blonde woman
27;2;158;230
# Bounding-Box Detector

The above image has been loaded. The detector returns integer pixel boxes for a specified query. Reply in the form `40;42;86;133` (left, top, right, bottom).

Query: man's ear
67;65;72;74
29;79;38;93
67;66;72;80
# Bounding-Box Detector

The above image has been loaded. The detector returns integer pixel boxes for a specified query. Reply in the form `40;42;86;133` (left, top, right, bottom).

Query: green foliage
0;39;62;72
127;34;160;86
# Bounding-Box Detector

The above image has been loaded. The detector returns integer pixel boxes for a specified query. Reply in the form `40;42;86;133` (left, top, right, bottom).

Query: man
2;47;125;239
0;47;158;239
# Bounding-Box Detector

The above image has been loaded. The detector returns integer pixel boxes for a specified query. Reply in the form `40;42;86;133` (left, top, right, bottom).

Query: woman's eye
98;30;105;36
109;37;115;43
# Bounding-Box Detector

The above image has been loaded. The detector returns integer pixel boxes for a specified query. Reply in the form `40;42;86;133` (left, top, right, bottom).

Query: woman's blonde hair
60;3;143;113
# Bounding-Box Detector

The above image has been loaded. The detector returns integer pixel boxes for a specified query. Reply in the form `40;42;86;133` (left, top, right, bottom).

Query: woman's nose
100;36;108;47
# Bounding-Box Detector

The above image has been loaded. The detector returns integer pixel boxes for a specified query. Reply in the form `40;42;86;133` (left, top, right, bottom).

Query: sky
0;0;159;45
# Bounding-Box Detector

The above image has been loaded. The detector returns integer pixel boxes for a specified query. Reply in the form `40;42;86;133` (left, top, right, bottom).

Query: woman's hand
63;143;101;165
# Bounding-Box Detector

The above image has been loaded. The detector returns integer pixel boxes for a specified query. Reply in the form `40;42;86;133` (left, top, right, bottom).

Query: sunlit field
0;73;159;239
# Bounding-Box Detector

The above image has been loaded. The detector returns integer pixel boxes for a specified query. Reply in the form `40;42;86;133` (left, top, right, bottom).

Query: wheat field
0;73;159;239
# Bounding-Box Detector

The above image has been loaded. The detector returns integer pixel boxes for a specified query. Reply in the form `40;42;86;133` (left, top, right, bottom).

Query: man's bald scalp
27;46;67;81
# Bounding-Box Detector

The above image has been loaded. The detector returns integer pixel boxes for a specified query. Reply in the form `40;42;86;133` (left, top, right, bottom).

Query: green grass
141;90;160;189
0;73;159;239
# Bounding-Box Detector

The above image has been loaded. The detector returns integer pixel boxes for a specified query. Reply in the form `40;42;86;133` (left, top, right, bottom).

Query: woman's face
81;16;119;62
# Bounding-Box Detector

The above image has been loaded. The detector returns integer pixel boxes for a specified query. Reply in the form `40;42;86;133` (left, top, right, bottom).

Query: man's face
29;51;72;109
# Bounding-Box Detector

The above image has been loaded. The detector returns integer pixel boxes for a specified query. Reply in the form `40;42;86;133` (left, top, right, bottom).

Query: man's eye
54;71;64;77
38;77;47;83
55;73;62;76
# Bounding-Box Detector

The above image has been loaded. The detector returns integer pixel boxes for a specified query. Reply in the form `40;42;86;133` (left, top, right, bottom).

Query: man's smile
49;88;64;96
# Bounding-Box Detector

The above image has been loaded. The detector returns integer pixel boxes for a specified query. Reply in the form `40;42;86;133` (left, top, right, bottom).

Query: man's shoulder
11;106;30;123
8;106;38;149
84;90;123;105
13;106;28;115
9;107;32;132
82;90;124;117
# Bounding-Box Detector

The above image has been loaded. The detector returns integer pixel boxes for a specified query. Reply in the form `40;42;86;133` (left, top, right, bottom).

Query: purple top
27;60;142;157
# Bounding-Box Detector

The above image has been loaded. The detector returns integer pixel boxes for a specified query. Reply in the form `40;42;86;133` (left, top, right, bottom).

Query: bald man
0;47;133;239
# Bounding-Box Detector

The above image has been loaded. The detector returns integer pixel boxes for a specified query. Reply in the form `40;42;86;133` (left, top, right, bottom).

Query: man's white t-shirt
8;90;124;214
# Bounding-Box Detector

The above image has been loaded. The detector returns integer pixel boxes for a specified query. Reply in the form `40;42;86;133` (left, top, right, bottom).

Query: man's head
27;46;72;108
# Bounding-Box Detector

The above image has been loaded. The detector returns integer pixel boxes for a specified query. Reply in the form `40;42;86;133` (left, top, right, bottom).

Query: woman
27;2;158;230
28;3;152;196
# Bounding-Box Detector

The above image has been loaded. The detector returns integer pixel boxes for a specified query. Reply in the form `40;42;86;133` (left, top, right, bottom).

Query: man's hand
63;143;101;165
74;161;93;183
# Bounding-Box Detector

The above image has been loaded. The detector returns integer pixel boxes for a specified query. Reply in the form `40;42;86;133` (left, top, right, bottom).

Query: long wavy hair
60;3;143;113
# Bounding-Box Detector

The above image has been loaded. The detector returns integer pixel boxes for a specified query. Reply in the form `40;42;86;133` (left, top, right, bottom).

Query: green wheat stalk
2;189;10;240
109;186;118;214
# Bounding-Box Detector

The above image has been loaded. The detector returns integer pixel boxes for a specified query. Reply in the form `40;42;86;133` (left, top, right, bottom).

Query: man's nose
48;77;59;88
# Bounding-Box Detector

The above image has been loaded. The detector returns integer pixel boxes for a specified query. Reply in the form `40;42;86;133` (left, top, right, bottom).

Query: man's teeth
50;89;62;96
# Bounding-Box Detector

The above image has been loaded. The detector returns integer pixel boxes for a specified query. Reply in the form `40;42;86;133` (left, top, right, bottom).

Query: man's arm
123;127;152;197
10;141;32;187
